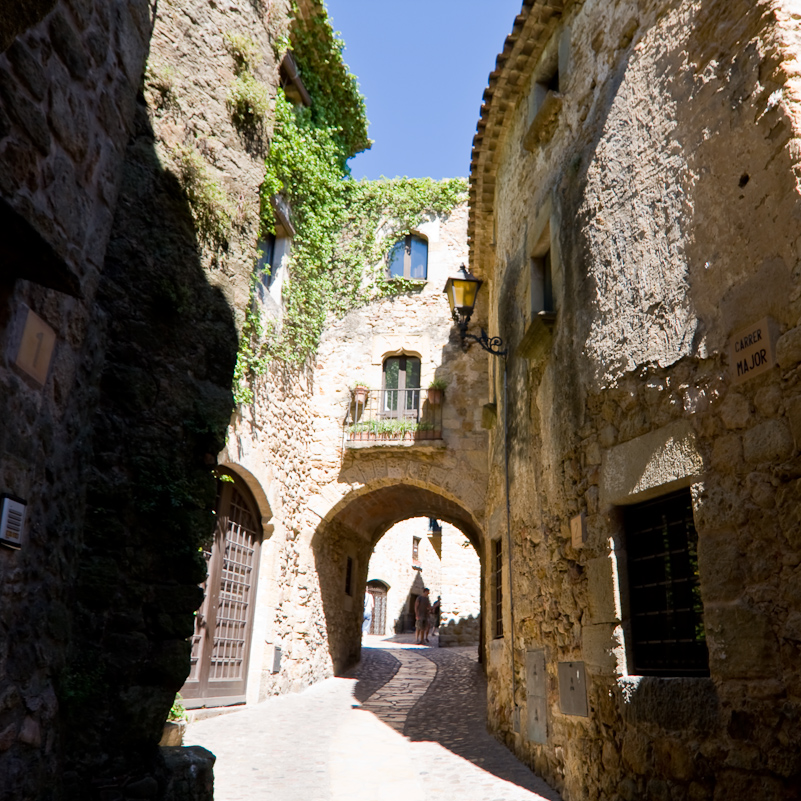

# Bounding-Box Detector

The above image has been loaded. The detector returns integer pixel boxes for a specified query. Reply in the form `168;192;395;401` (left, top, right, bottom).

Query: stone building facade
214;200;489;701
0;1;486;795
0;0;292;797
469;1;801;799
365;516;481;640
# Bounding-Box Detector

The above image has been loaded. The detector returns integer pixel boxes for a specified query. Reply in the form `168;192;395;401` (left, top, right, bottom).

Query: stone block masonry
470;0;801;799
365;517;480;638
0;0;292;798
220;200;491;697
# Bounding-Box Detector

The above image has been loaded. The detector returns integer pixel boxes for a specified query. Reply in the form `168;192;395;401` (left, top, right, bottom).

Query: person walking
415;588;432;644
363;590;374;635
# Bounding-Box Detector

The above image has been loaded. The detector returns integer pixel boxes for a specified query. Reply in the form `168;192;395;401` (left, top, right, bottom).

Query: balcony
345;388;443;447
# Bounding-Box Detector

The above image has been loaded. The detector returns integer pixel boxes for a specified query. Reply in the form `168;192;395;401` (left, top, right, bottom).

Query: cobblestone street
185;634;561;801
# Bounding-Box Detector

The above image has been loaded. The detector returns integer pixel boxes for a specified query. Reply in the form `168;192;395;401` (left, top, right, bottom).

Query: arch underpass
311;481;485;672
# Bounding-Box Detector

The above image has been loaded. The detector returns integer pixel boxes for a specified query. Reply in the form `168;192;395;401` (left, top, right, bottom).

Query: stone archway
310;480;485;673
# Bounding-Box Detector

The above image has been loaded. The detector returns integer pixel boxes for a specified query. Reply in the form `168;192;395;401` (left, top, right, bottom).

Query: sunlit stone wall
472;1;801;799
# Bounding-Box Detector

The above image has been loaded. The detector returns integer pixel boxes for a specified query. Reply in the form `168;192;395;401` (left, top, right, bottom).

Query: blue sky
325;0;524;181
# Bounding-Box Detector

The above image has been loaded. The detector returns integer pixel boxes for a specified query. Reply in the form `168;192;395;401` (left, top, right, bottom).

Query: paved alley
185;635;561;801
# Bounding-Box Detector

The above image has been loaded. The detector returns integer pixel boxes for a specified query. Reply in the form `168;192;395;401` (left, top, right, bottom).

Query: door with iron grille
367;582;388;636
182;479;263;707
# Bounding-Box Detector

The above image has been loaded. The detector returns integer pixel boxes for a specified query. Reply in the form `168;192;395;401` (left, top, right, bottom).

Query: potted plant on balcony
351;380;370;405
427;378;447;405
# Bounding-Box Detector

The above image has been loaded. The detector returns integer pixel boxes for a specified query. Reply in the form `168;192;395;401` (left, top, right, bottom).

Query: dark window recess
412;537;420;562
625;490;709;677
544;67;559;94
257;235;276;287
494;539;503;638
428;518;442;534
345;556;353;596
388;234;428;280
531;249;554;313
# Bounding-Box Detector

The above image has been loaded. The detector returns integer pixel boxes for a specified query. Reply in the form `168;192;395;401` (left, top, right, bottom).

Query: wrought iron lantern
443;264;506;356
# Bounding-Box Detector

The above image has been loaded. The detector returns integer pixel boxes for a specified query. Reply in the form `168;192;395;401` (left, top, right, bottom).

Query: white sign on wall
728;317;777;385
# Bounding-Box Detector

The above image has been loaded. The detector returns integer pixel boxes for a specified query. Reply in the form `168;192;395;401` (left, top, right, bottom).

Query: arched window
388;234;428;280
382;355;421;417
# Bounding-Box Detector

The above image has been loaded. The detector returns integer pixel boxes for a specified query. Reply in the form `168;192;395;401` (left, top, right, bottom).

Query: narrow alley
185;635;561;801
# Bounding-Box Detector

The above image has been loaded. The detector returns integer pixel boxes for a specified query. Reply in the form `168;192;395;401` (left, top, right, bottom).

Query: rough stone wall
367;517;442;632
440;520;481;627
223;202;490;692
473;1;801;799
79;0;293;765
222;362;324;698
0;2;157;798
0;0;291;797
0;0;156;287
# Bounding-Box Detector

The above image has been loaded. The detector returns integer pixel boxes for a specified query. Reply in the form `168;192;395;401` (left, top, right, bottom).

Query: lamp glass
444;273;481;315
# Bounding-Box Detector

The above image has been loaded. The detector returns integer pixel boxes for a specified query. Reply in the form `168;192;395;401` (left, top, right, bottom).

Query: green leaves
172;144;235;247
231;3;468;402
290;6;370;164
227;73;269;126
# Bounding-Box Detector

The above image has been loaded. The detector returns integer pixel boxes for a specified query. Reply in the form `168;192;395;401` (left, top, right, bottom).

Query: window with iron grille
624;489;709;677
493;538;503;638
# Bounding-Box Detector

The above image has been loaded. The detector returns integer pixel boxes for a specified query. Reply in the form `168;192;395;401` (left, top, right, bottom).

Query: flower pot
352;387;369;404
427;388;444;405
160;720;186;747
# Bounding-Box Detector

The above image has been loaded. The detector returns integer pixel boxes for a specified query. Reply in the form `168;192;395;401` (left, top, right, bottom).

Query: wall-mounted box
558;661;588;717
264;643;282;674
526;649;547;744
0;495;27;548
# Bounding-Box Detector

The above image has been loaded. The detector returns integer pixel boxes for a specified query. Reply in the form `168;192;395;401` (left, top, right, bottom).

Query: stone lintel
600;420;704;507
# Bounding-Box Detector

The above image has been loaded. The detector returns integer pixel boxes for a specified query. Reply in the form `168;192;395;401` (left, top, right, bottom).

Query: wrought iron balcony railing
346;388;442;443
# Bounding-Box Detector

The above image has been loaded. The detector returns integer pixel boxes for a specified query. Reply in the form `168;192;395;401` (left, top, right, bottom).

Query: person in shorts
415;588;432;644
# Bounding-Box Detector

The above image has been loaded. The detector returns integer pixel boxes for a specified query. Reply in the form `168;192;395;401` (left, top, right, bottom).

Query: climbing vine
232;2;467;401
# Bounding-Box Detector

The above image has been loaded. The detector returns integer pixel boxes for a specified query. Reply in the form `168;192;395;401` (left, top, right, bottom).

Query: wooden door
182;480;262;707
368;586;387;636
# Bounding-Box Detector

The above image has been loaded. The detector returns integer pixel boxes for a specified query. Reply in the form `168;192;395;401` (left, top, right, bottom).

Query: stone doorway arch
311;481;484;673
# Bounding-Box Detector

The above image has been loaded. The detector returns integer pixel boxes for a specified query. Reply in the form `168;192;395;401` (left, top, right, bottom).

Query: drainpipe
502;356;519;733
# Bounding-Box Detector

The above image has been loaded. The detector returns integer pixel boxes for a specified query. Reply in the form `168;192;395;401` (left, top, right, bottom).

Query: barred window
493;539;503;639
625;490;708;677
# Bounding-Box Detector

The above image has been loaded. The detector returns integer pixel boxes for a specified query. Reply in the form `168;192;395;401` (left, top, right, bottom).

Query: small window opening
388;234;428;280
531;249;554;313
345;556;354;596
428;518;442;534
544;67;559;94
412;536;421;563
258;235;277;288
493;539;503;638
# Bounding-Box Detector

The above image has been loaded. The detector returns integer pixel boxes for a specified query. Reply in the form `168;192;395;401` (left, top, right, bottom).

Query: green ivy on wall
232;2;467;403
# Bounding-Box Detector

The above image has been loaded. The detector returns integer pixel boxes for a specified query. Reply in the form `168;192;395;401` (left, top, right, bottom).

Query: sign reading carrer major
728;316;778;385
